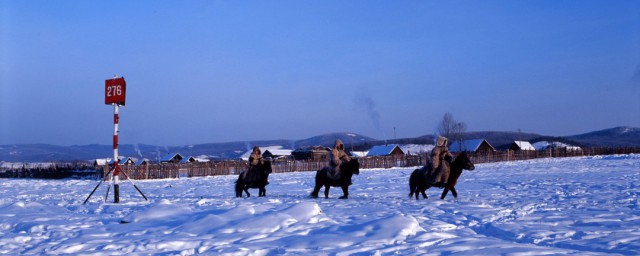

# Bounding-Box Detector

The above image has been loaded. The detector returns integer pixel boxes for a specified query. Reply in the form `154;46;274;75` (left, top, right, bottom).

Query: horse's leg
311;184;322;198
311;184;321;198
324;185;330;199
259;186;266;197
310;171;322;198
450;186;458;198
235;181;243;198
440;187;449;200
409;174;416;199
412;185;419;200
339;185;348;199
244;187;251;198
420;187;428;199
410;182;418;199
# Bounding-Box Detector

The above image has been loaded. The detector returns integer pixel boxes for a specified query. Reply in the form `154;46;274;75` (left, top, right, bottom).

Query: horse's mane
452;152;469;165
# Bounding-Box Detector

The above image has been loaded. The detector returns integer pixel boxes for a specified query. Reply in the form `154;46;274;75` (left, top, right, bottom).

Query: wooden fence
2;147;639;180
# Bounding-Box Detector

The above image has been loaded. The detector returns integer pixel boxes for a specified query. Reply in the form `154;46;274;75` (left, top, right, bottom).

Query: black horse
235;160;272;197
310;159;360;199
409;152;475;200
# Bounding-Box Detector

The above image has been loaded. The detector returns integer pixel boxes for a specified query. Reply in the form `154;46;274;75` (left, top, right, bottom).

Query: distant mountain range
1;127;638;162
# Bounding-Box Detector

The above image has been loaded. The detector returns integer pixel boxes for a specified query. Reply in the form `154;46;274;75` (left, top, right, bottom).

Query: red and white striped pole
112;75;121;203
84;74;143;204
113;104;120;202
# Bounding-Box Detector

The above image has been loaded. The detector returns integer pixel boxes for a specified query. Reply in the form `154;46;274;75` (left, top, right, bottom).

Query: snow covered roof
350;151;368;157
513;141;535;151
532;141;581;151
94;158;111;165
193;155;211;162
263;149;293;157
161;153;183;163
136;158;151;165
399;144;434;155
123;157;138;165
450;139;495;153
108;156;126;165
183;156;211;163
367;144;404;156
240;146;291;161
1;162;55;169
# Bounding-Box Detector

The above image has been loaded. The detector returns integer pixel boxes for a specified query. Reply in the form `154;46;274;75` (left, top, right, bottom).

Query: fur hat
436;136;448;147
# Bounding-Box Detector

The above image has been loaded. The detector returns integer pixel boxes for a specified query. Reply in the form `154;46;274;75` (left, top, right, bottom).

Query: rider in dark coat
243;146;263;181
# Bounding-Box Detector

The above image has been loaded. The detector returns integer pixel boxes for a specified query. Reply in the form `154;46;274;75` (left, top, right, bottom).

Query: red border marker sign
105;77;126;106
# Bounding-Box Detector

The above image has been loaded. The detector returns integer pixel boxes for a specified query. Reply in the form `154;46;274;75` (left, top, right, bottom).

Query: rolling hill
1;127;638;162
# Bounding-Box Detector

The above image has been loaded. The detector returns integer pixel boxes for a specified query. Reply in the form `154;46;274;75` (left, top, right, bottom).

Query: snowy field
1;155;639;255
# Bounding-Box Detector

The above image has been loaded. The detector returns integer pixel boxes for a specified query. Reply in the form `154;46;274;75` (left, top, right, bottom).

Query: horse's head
340;158;359;175
454;152;475;171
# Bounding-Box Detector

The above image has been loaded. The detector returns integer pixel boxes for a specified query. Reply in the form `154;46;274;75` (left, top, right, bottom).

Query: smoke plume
355;94;387;143
133;143;143;158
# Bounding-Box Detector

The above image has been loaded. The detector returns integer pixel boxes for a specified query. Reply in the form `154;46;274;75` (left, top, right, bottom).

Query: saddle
419;159;450;188
243;165;261;183
323;166;341;181
418;163;433;179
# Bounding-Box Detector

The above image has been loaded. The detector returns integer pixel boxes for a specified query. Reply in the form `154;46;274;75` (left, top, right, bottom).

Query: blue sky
1;1;639;146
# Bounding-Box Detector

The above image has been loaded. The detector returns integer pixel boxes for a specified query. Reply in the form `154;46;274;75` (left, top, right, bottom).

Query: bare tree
437;112;467;149
452;121;467;150
437;112;455;138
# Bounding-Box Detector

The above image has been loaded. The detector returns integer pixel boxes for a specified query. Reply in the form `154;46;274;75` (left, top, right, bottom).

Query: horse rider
244;146;264;180
428;136;453;187
326;139;351;180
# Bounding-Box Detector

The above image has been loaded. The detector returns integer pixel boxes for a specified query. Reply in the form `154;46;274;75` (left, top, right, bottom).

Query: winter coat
249;152;263;167
427;136;452;186
326;139;350;180
244;146;263;181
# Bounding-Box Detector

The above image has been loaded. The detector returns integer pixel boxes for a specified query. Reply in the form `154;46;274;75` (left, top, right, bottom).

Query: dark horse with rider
236;146;272;197
409;136;475;200
311;139;360;199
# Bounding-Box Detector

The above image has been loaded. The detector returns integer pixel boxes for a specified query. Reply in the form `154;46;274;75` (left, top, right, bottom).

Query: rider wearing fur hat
244;146;264;180
326;139;350;180
428;136;453;187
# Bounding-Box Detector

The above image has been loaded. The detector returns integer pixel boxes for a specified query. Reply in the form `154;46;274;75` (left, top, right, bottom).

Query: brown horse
409;152;475;200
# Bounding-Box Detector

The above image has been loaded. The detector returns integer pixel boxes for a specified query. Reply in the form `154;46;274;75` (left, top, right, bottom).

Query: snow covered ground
1;155;639;255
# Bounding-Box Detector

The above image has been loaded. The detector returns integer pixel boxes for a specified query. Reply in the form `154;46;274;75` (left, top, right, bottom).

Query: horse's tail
235;172;243;184
235;177;244;197
409;169;418;198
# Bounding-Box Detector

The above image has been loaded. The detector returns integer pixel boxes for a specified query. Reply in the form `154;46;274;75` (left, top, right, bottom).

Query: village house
136;158;151;166
183;156;211;163
291;146;330;161
366;144;405;157
93;158;110;168
509;141;536;151
399;144;434;156
262;148;293;160
161;153;183;164
240;146;292;161
450;139;496;155
107;156;126;165
350;151;368;158
123;157;138;166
